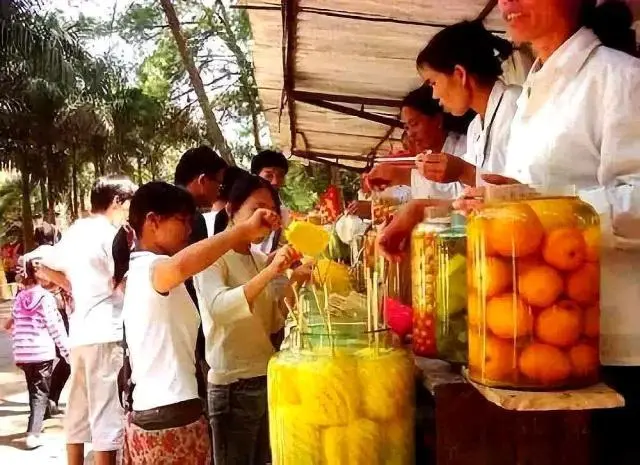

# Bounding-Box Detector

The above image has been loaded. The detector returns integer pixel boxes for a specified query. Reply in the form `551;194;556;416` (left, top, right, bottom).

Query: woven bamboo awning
238;1;638;170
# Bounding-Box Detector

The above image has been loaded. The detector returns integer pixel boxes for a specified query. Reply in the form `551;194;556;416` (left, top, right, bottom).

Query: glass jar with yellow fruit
411;207;451;357
467;185;601;390
268;322;415;464
435;214;468;365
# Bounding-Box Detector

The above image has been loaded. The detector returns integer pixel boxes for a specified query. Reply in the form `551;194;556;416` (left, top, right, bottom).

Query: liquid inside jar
436;228;468;364
268;339;415;465
411;215;450;357
467;195;601;390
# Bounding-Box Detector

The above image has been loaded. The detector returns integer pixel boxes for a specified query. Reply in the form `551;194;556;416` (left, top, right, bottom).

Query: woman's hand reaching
268;245;302;275
237;208;281;242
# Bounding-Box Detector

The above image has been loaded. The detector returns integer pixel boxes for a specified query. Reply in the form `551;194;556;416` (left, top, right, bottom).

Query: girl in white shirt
194;175;311;465
116;181;279;465
415;20;522;187
375;22;522;262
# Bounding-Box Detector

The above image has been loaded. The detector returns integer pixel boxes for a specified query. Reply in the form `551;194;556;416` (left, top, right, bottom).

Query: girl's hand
415;152;465;183
290;261;314;286
269;245;301;274
239;208;281;242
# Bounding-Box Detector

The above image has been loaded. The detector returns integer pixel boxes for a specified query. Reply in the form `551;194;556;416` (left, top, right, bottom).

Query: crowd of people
4;147;306;464
3;0;640;464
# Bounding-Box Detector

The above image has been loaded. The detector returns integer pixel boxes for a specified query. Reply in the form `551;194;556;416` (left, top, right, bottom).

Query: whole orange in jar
467;185;601;390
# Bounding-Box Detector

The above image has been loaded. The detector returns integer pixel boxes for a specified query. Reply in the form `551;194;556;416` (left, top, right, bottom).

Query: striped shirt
11;286;69;364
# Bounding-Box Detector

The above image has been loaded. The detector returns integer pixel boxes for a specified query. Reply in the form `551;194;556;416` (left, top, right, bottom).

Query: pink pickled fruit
385;297;413;338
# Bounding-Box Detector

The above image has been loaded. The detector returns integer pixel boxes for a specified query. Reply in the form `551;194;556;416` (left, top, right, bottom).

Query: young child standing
10;260;69;449
115;182;281;465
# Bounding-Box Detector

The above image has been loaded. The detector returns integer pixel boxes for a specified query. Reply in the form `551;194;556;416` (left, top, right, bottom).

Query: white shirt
194;249;284;385
123;252;200;411
410;132;468;199
503;28;640;365
465;80;521;185
41;215;123;347
203;210;219;237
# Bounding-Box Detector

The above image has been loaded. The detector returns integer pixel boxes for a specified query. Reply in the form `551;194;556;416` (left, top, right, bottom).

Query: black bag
117;324;134;412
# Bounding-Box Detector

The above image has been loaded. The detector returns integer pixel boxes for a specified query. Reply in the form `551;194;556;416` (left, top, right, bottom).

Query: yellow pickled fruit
313;259;353;296
485;204;544;258
324;419;382;465
486;294;533;339
297;355;359;426
583;226;601;262
467;216;497;257
517;264;563;308
519;343;571;386
271;406;321;465
384;417;414;465
267;357;300;406
535;300;583;348
469;256;512;298
569;343;599;378
285;220;330;256
542;227;587;271
527;199;577;231
356;349;413;421
469;332;516;383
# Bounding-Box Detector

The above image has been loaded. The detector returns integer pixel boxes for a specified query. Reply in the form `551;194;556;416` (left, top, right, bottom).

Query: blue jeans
208;377;270;465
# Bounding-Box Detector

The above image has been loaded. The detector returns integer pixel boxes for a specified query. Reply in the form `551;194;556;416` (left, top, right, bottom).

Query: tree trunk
160;0;235;166
45;150;56;224
39;180;47;219
79;188;86;215
136;155;143;185
19;158;35;252
71;150;79;219
215;2;263;151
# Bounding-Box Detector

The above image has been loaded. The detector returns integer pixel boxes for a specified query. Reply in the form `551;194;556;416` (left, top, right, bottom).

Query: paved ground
0;299;95;464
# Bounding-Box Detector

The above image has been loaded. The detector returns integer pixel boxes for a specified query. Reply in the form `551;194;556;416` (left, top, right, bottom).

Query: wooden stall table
415;357;624;465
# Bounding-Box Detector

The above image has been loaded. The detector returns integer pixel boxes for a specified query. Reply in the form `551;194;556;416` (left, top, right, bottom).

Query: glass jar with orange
411;207;451;357
467;185;601;390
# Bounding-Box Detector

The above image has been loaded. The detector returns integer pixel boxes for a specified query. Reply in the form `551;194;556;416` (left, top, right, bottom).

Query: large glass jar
435;215;468;364
467;186;601;390
268;327;415;465
411;208;451;357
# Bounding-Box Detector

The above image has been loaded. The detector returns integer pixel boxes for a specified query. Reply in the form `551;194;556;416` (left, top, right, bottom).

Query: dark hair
112;182;197;286
250;150;289;176
213;175;281;235
219;167;251;202
174;146;228;187
416;20;514;85
90;175;137;213
582;0;637;56
34;222;59;246
21;259;37;286
401;85;474;135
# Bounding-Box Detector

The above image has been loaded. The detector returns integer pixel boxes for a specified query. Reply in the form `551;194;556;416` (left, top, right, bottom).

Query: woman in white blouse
194;175;310;465
366;86;469;199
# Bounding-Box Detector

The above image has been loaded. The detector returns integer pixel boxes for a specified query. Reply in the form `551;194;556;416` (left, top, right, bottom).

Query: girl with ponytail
414;20;522;187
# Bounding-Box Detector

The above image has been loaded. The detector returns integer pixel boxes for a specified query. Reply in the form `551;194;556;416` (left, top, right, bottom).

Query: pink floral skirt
123;415;211;465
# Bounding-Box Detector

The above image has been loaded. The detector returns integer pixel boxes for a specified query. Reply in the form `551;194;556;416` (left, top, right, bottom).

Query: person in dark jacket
174;146;228;403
